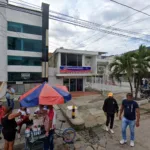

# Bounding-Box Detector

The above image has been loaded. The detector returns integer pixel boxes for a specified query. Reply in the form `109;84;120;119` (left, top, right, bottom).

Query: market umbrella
19;82;72;107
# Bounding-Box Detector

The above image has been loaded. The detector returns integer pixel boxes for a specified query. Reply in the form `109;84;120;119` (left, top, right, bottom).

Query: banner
60;66;91;73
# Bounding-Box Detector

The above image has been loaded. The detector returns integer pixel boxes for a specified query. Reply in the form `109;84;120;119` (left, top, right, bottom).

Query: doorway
63;78;83;92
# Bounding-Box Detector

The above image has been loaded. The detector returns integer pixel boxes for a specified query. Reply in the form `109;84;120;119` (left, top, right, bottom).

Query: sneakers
110;129;114;134
105;127;115;134
120;139;127;145
105;126;109;132
120;140;135;147
17;133;21;139
130;141;135;147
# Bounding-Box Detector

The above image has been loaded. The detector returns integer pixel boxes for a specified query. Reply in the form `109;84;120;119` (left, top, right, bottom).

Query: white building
49;48;108;92
0;0;49;95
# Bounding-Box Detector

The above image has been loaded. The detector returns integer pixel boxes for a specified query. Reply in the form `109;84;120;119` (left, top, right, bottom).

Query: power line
77;5;150;49
9;0;41;10
9;0;150;37
110;0;150;17
6;1;150;44
49;14;150;43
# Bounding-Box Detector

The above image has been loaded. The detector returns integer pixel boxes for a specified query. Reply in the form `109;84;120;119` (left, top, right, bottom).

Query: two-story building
49;48;108;92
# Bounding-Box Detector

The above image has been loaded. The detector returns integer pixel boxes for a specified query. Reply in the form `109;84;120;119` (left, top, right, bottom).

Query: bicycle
55;119;76;144
25;120;76;150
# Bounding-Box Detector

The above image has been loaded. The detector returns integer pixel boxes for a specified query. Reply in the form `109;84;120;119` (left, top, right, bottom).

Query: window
67;54;77;66
8;37;21;50
8;56;41;66
8;22;42;35
8;72;42;81
61;53;82;66
8;37;42;52
78;55;82;66
61;53;66;66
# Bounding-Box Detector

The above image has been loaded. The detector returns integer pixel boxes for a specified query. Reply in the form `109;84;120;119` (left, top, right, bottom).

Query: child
0;101;6;140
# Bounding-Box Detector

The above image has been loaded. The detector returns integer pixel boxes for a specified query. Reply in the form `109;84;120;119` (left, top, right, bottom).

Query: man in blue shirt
119;93;140;147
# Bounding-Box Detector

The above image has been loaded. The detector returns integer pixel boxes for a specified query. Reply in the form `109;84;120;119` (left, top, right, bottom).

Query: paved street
0;98;150;150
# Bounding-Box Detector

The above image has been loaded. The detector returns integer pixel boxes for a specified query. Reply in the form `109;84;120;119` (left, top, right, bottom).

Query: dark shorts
2;129;16;142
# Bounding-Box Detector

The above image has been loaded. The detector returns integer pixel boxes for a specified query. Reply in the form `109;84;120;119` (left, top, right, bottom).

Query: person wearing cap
0;101;6;140
119;93;140;147
103;92;119;134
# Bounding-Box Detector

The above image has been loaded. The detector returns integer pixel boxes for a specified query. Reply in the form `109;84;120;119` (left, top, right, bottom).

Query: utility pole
42;3;49;82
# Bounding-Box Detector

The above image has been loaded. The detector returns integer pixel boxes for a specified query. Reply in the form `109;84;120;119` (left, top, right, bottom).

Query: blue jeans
10;99;14;109
6;98;10;107
44;130;54;150
122;117;135;141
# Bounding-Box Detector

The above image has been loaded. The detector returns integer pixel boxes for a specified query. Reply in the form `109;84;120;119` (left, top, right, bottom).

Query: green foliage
109;44;150;98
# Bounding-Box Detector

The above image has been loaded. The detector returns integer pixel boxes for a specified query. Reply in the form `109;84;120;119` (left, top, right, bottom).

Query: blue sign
60;66;91;73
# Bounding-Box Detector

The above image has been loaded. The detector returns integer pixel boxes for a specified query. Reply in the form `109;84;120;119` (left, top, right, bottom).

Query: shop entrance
63;78;83;92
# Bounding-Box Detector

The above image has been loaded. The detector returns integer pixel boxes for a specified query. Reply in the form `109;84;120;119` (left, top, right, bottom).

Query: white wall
7;31;42;40
85;56;92;66
91;56;97;73
7;50;42;57
6;8;42;26
0;0;7;82
48;67;63;85
8;66;42;72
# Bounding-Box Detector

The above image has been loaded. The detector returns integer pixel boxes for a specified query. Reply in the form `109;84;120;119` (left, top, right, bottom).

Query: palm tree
132;45;150;99
109;53;134;95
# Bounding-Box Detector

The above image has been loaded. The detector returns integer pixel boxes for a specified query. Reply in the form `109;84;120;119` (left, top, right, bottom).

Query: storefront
63;78;83;92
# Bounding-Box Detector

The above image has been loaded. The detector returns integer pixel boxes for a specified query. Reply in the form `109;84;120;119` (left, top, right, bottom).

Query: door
70;79;76;92
77;79;83;91
63;79;70;91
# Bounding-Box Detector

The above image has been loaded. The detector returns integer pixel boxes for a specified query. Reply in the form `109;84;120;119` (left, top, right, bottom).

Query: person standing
43;105;56;150
0;101;5;140
119;93;140;147
1;106;21;150
103;92;119;134
7;86;15;109
6;86;10;107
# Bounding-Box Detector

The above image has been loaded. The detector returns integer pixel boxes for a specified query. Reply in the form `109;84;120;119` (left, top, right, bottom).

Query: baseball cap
108;92;113;97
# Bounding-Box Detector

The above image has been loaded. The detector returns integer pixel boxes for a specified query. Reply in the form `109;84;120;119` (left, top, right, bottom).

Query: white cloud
11;0;150;54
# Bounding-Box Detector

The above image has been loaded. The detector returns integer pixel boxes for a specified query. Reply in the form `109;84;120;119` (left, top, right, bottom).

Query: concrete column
57;53;61;73
0;0;7;82
0;0;7;97
82;55;85;66
83;77;85;92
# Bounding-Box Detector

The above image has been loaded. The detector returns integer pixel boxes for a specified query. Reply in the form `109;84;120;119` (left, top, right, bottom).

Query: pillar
42;3;49;82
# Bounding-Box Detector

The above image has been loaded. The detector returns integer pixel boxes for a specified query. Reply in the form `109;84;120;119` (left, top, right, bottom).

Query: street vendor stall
19;82;72;150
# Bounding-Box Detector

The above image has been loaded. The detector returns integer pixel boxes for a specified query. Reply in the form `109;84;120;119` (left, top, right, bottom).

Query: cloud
11;0;150;54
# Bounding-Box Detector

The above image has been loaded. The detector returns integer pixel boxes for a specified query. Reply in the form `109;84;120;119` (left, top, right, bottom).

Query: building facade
0;0;49;94
49;48;108;92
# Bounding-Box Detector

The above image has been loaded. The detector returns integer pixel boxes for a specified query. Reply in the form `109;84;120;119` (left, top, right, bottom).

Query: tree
109;53;134;95
132;45;150;99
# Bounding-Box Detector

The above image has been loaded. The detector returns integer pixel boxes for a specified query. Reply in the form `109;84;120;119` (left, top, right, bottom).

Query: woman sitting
17;105;30;138
1;106;21;150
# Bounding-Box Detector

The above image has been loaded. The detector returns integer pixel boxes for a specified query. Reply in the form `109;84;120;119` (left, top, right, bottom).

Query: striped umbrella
19;83;72;107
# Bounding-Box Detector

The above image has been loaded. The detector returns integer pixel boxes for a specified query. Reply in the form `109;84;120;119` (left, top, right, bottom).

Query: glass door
70;79;77;92
63;79;70;91
77;79;83;91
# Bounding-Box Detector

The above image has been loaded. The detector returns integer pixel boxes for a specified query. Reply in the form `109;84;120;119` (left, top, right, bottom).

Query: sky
10;0;150;55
